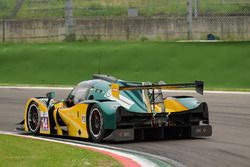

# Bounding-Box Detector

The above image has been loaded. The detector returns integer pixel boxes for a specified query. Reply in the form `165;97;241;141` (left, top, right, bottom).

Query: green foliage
0;0;16;18
0;0;250;18
0;134;121;167
0;1;7;9
0;42;249;90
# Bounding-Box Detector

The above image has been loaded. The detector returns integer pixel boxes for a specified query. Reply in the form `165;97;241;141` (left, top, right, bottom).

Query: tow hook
151;117;158;128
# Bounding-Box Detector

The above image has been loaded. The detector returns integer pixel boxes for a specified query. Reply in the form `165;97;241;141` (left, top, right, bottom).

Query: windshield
66;81;93;105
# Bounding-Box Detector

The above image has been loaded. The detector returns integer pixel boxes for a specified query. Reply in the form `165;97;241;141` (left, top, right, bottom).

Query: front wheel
27;102;40;134
87;104;105;142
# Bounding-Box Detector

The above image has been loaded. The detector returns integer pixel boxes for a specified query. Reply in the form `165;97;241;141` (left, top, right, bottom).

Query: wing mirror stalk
46;92;55;107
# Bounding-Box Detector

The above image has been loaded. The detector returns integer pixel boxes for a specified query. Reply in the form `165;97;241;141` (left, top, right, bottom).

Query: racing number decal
40;112;49;131
41;117;48;131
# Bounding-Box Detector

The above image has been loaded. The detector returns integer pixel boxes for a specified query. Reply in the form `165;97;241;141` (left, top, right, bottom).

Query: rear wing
111;81;204;98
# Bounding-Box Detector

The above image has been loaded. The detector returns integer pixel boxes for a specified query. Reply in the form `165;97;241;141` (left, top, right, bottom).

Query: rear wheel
87;104;105;142
27;102;40;134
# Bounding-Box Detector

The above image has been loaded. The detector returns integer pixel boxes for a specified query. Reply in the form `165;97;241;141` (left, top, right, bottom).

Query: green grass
0;134;121;167
0;0;249;19
0;42;249;90
0;0;15;18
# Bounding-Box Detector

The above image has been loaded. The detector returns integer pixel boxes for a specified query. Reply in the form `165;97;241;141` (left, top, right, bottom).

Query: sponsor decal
195;128;202;133
118;131;131;137
106;90;112;97
112;88;119;92
105;90;134;109
82;115;86;123
40;112;49;131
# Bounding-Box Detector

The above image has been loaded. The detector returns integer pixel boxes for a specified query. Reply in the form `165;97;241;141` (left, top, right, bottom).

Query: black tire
27;102;40;134
87;104;105;142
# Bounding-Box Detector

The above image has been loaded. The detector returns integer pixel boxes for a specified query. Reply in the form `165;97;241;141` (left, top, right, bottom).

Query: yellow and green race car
17;74;212;142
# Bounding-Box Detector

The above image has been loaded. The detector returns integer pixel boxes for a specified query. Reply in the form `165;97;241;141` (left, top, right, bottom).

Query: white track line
0;86;72;90
163;90;250;95
0;86;250;95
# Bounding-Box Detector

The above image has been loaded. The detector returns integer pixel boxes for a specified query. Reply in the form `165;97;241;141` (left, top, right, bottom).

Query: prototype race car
17;74;212;142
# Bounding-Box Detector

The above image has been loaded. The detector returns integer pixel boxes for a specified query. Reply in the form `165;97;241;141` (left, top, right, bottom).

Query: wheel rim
89;108;102;138
27;104;40;132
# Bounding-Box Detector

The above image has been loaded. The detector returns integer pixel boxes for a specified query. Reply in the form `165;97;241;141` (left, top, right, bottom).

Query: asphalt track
0;88;250;167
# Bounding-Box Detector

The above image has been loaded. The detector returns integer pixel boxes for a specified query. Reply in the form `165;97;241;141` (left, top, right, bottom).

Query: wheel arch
24;99;36;132
24;98;49;133
84;100;120;130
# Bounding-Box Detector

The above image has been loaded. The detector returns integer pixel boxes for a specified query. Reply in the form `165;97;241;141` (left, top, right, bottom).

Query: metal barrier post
65;0;75;41
187;0;193;40
194;0;199;18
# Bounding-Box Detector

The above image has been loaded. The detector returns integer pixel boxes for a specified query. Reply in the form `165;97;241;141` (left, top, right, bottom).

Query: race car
16;74;212;142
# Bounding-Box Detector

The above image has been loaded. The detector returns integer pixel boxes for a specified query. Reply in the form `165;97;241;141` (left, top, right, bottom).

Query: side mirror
46;92;55;99
46;92;55;107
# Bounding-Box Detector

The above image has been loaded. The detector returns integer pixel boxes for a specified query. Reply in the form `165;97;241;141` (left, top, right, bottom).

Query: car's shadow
17;131;206;145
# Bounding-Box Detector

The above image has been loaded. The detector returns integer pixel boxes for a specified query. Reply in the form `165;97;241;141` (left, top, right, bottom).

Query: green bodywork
85;79;150;129
84;100;119;129
82;78;200;130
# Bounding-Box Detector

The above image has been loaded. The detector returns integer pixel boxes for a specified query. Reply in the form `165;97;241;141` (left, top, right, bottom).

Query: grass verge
0;134;121;167
0;42;249;90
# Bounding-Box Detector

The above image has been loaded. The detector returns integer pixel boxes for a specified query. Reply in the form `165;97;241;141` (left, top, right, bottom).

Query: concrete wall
2;19;65;43
0;16;250;43
75;17;187;41
192;16;250;40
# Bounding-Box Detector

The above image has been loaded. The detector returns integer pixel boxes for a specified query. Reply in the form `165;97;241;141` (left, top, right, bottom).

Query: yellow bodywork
24;98;89;138
164;98;188;113
24;98;50;134
154;98;188;113
57;103;89;138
